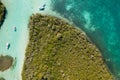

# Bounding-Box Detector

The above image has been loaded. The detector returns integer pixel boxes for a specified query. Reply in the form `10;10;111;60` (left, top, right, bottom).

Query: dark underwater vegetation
0;0;13;73
0;55;13;71
0;0;119;79
0;77;5;80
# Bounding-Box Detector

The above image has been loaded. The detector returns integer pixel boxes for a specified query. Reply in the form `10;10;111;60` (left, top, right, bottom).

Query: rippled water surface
51;0;120;79
0;0;120;80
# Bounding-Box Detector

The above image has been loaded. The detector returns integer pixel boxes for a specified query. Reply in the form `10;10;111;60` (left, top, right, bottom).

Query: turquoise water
0;0;31;79
51;0;120;79
0;0;52;80
1;0;120;80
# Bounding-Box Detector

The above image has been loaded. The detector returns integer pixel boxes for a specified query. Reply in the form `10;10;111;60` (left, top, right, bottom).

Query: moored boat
6;42;10;49
13;26;17;32
39;4;46;11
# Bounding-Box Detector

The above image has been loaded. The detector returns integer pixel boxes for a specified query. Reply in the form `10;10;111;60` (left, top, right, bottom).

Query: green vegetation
22;14;114;80
0;55;13;71
0;77;5;80
0;1;6;27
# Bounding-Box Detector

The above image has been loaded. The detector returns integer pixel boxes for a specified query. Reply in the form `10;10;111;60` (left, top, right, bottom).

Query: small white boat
13;26;17;32
39;4;46;11
6;42;10;49
39;7;45;11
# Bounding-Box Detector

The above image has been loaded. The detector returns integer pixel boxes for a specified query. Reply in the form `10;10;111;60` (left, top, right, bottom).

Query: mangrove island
22;14;114;80
0;1;6;27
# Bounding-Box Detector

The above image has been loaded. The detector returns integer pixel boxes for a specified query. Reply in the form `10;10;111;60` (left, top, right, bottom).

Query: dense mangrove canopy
0;2;6;27
22;14;113;80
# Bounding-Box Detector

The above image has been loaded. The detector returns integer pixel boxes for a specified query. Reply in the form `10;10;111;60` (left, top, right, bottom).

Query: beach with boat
0;0;119;80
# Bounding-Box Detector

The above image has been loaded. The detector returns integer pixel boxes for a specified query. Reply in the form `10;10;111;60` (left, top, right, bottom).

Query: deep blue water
51;0;120;79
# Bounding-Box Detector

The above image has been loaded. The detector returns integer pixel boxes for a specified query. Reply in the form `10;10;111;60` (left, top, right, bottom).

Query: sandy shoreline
0;0;54;80
0;0;115;80
22;13;114;80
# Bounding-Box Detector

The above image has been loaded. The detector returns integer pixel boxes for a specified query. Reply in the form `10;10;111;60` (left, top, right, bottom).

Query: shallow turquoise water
0;0;52;80
1;0;120;80
0;0;31;79
51;0;120;79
